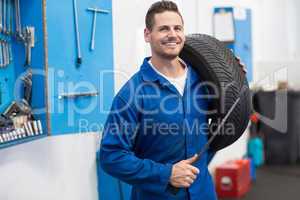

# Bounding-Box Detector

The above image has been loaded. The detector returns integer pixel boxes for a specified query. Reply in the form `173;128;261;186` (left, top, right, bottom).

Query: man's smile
161;40;181;48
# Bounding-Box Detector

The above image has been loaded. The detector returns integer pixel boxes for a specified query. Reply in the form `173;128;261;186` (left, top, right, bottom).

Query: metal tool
26;122;32;136
3;100;32;117
5;41;9;66
16;129;21;139
58;91;98;99
4;133;8;142
7;0;12;34
3;133;7;141
12;130;16;140
3;0;6;34
2;133;6;142
3;41;7;66
0;0;3;32
13;130;17;139
20;127;26;138
73;0;82;65
86;7;109;51
23;122;29;136
15;131;19;140
21;68;33;104
37;120;43;134
6;133;10;141
169;94;243;195
6;0;9;34
9;42;12;61
8;131;13;141
23;26;34;67
28;121;34;136
0;41;3;67
9;132;13;141
33;120;38;135
0;135;3;143
2;41;7;67
5;41;8;66
14;0;22;37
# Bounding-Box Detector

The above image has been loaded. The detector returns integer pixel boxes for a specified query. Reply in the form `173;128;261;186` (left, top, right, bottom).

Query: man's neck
150;55;186;78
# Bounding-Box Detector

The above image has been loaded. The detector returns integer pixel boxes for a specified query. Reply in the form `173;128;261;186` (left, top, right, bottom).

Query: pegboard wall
0;0;114;147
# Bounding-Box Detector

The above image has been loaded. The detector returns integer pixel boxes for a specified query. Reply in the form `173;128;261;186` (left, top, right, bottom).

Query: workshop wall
0;133;99;200
0;1;299;200
112;0;300;170
113;0;300;91
0;0;113;199
46;0;114;135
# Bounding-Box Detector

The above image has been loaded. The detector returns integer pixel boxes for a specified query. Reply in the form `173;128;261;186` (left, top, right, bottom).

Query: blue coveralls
100;57;217;200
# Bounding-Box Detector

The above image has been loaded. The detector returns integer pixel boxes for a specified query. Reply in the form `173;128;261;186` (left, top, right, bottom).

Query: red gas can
215;159;251;198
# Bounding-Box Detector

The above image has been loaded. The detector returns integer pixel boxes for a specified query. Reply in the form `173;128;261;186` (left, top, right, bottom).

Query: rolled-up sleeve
99;95;172;194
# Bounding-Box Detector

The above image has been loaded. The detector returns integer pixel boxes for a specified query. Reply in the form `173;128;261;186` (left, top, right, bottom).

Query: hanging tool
14;0;22;37
2;41;7;67
2;41;6;67
2;40;8;67
10;0;13;34
58;91;98;99
20;127;26;138
5;41;9;66
9;42;12;61
73;0;82;66
0;41;3;67
3;100;32;117
21;68;33;104
7;0;11;35
0;0;3;33
5;41;8;66
16;129;22;139
37;120;43;134
3;0;6;34
6;0;10;35
23;26;34;67
33;120;38;135
86;7;109;51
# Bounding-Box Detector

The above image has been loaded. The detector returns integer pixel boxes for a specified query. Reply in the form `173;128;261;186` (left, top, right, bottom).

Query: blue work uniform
100;57;217;200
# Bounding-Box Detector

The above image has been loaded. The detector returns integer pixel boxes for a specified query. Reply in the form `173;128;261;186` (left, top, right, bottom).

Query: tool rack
0;0;47;148
0;0;115;148
0;1;127;199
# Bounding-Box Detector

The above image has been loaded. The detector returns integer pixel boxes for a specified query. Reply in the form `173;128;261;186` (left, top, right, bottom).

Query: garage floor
220;165;300;200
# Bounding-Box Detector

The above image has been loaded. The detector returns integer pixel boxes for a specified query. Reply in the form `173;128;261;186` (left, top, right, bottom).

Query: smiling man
100;1;217;200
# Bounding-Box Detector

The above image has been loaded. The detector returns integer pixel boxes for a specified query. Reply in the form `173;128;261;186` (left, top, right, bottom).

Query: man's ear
144;28;151;43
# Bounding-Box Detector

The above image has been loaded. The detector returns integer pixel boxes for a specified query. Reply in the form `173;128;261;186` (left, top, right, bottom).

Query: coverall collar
140;57;200;87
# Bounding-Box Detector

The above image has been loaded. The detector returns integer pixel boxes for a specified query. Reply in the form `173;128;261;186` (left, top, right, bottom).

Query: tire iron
86;7;109;51
73;0;82;66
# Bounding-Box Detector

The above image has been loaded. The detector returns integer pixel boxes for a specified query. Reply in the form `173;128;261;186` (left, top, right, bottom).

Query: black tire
180;34;251;151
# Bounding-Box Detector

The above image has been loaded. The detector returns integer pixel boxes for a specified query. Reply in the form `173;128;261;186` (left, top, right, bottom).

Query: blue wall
46;0;114;135
214;7;253;82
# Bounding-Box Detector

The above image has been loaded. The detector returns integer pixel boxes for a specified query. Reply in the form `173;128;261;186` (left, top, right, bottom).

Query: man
100;1;217;199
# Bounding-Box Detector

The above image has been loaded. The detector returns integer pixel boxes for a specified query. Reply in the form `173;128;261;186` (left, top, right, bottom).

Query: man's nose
167;28;177;38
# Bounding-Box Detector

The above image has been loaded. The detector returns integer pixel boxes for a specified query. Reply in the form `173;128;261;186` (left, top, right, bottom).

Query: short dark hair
145;0;184;31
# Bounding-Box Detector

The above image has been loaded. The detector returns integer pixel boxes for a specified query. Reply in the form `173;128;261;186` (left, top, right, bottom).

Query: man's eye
175;27;183;31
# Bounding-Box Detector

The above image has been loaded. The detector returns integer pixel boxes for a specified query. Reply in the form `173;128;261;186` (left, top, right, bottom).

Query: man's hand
169;154;200;188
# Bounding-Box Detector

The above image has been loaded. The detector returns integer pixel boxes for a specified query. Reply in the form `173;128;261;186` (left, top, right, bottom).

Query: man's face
144;11;185;60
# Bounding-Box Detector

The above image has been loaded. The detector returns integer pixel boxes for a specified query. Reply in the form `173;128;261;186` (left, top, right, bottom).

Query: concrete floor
220;164;300;200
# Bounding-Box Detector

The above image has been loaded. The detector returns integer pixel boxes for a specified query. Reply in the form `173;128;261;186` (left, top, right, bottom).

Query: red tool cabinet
215;159;251;198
